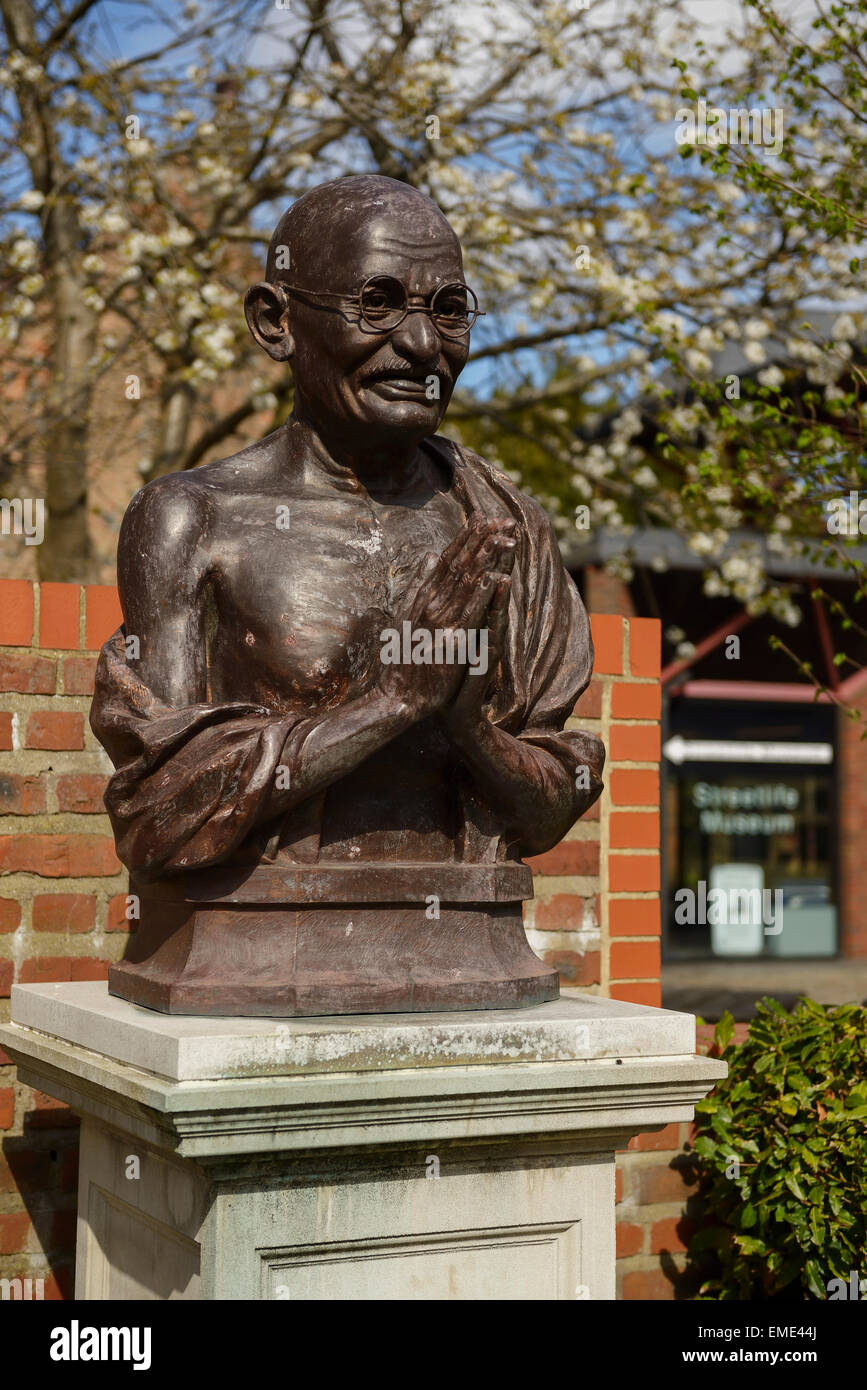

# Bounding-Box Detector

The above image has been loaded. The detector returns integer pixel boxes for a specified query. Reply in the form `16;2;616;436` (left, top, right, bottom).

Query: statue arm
116;477;210;706
445;717;602;858
256;696;418;822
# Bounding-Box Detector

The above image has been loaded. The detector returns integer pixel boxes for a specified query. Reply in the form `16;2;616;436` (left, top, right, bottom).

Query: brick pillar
593;614;662;1006
583;566;636;618
524;614;662;1005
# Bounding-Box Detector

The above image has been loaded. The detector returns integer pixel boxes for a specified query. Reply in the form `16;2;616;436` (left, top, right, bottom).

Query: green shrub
689;997;867;1300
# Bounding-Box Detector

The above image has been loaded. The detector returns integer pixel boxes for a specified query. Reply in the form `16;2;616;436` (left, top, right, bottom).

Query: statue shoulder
119;472;215;586
123;470;212;536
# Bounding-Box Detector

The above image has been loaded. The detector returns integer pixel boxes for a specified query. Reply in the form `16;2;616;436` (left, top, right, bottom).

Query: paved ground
662;958;867;1021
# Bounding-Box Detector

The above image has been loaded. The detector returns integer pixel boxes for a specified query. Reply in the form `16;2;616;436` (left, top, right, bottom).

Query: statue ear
244;282;294;361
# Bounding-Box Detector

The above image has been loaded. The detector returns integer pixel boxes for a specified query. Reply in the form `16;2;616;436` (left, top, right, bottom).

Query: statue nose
390;307;440;359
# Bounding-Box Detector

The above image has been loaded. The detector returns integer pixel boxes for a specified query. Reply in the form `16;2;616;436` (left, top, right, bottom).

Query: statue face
250;199;471;450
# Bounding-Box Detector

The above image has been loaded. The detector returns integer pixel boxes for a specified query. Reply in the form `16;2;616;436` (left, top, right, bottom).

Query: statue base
110;861;558;1016
0;983;726;1301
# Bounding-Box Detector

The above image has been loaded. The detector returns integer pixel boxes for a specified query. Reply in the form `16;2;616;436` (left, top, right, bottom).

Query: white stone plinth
0;983;725;1301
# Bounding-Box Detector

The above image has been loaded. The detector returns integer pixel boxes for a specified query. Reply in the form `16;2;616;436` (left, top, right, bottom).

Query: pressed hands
379;514;517;734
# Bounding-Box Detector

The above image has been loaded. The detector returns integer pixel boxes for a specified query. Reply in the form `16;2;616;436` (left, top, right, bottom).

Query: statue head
245;175;477;452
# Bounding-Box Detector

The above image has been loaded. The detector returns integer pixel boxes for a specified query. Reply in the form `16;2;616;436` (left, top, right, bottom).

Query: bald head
265;175;461;287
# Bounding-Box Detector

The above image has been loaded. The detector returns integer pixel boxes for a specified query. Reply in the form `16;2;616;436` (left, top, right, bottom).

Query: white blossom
758;365;784;388
155;330;180;352
831;313;857;341
10;238;38;270
97;208;129;235
685;348;712;375
688;532;719;558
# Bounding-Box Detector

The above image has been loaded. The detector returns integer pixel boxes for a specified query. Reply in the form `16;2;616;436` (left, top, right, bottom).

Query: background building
568;526;867;1021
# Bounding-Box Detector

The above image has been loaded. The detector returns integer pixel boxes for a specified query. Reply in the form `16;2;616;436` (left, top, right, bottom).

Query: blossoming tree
1;0;862;597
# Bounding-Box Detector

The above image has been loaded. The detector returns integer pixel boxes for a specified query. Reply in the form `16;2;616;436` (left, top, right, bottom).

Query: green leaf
805;1258;826;1299
715;1010;735;1052
734;1234;767;1257
785;1173;807;1203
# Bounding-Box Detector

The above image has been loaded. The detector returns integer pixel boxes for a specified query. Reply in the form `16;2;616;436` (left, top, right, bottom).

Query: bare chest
205;485;466;707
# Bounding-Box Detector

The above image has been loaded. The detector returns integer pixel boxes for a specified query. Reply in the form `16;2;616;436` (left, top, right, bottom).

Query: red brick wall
0;579;127;1296
614;1023;748;1299
0;579;666;1297
615;1119;700;1297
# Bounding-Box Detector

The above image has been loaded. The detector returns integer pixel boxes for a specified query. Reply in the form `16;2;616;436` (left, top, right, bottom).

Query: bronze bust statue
91;174;604;1016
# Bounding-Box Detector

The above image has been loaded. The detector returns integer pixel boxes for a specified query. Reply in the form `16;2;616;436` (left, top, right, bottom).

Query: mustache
363;356;452;385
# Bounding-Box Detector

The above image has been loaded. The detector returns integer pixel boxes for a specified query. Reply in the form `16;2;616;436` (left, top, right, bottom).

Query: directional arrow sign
662;736;833;765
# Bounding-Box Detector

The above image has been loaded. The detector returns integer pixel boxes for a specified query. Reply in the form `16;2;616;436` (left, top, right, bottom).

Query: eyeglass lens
359;276;476;336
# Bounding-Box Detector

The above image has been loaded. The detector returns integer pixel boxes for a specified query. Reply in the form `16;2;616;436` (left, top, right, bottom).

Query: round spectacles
281;275;484;339
357;276;482;339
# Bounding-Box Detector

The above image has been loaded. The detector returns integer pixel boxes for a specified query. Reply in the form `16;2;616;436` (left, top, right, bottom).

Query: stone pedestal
0;984;724;1301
